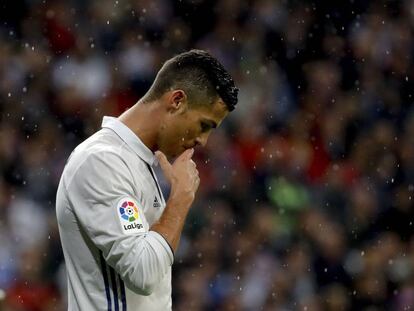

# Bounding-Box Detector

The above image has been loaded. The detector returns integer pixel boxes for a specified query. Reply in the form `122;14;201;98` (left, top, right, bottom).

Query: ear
168;90;188;113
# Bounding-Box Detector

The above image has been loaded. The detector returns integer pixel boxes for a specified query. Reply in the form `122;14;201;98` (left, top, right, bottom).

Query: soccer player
56;49;238;310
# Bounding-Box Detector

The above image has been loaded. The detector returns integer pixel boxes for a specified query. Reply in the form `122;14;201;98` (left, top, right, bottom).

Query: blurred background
1;0;414;310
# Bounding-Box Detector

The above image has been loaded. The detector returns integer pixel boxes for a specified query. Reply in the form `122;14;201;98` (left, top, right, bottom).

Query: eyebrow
202;119;218;129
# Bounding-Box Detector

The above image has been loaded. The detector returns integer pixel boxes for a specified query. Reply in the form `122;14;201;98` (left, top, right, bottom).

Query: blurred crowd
1;0;414;310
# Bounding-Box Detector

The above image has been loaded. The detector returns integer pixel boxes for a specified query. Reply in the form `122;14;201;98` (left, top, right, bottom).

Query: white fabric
56;116;173;310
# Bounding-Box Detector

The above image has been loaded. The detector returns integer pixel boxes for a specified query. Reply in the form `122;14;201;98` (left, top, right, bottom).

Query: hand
155;149;200;206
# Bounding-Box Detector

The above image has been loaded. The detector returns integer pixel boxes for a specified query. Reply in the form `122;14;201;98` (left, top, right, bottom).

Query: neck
118;100;162;151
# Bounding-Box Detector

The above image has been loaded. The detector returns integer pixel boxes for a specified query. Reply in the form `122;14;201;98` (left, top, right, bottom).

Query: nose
195;133;209;147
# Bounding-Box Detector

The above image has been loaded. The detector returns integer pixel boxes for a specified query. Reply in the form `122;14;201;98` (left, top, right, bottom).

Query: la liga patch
117;197;145;234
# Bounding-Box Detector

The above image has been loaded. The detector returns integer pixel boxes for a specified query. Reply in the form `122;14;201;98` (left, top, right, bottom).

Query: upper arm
66;151;148;251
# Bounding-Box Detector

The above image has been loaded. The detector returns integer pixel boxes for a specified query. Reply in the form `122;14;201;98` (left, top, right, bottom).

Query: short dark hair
144;49;238;111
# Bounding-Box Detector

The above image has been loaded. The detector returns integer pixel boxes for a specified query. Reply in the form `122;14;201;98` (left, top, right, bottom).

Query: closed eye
200;121;211;132
200;119;217;132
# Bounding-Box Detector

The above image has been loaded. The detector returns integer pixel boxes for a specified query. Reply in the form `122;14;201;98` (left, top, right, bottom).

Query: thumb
178;148;194;161
155;151;173;182
186;148;194;159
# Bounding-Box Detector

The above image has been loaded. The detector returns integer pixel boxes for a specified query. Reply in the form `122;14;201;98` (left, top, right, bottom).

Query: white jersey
56;116;174;311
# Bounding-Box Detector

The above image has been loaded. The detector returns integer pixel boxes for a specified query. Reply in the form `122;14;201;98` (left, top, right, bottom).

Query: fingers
194;175;200;189
157;148;199;194
177;148;194;161
155;150;173;181
193;165;200;184
186;148;194;159
188;159;199;188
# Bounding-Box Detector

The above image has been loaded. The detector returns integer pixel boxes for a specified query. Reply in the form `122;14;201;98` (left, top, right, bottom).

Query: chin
166;149;180;160
163;144;187;160
172;146;186;158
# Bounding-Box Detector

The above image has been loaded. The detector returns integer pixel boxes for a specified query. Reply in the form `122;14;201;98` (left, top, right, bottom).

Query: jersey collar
101;116;158;166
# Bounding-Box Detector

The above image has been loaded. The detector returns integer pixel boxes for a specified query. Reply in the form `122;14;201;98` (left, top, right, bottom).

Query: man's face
157;98;229;159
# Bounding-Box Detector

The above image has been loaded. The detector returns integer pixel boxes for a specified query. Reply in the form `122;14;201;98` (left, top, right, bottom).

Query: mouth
183;143;196;150
182;144;195;150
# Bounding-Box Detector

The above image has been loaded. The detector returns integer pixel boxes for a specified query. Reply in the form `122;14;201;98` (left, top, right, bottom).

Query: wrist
167;189;194;210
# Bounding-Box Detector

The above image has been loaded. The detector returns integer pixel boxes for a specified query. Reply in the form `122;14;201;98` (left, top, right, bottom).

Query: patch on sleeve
117;197;146;234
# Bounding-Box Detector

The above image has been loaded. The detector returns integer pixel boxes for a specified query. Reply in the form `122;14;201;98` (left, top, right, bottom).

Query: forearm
152;148;199;253
150;195;192;252
99;232;173;295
